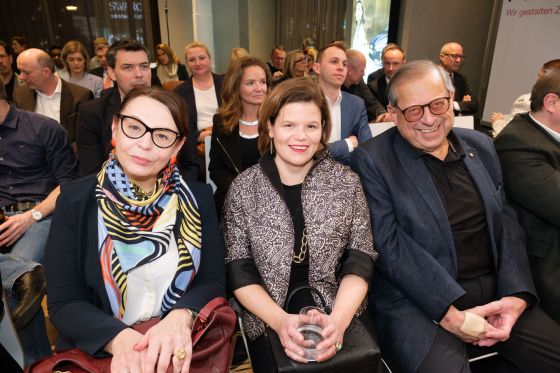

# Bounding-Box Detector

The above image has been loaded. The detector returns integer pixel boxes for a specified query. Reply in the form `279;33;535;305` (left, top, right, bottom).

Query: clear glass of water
296;306;328;361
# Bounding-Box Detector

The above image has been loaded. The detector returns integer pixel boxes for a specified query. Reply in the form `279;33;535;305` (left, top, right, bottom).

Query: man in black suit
76;40;197;179
439;42;478;116
342;49;390;122
494;69;560;325
367;43;405;110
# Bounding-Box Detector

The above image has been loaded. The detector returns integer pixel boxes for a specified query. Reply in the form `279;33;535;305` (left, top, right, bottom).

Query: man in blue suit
313;42;371;164
351;60;560;373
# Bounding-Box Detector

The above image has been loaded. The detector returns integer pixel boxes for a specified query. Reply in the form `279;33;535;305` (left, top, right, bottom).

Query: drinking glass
296;306;328;361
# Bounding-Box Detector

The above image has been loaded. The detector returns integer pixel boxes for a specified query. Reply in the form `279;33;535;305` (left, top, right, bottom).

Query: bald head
345;49;366;86
17;48;58;94
439;42;464;73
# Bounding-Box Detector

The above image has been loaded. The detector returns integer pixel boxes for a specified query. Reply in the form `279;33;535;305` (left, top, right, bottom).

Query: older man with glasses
351;60;560;373
439;42;478;116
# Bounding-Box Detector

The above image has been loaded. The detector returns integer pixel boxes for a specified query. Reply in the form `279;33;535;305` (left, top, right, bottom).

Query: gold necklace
293;227;308;263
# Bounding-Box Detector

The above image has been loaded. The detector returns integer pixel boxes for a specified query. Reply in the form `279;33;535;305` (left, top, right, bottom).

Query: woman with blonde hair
223;78;377;372
175;41;224;178
155;43;188;83
209;56;270;216
60;40;103;97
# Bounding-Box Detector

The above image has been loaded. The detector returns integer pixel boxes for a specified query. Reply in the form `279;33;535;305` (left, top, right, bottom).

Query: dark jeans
418;274;560;373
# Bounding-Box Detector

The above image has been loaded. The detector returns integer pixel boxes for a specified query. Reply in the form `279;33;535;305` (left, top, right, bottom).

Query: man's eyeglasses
118;114;180;148
442;53;466;60
394;97;451;122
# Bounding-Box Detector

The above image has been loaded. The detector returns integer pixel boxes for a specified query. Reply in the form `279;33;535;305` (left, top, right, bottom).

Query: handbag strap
196;297;228;323
284;285;330;313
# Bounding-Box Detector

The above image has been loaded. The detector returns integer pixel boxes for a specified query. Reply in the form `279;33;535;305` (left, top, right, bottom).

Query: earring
111;138;116;148
270;141;275;155
170;155;177;166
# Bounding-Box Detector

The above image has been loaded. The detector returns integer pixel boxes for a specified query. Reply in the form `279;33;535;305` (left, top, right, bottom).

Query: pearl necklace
239;119;258;126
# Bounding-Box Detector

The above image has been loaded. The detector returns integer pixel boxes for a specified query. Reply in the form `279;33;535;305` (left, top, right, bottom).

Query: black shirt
283;183;314;313
0;105;79;207
239;136;260;171
421;131;494;279
5;74;15;103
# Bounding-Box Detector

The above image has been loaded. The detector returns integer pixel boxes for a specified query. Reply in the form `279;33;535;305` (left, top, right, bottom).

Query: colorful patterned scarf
96;154;202;319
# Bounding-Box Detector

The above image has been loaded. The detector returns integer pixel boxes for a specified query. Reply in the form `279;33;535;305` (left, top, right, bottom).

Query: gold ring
174;348;187;360
335;342;343;351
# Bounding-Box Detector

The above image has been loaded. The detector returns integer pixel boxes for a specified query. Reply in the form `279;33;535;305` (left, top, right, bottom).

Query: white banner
483;0;560;120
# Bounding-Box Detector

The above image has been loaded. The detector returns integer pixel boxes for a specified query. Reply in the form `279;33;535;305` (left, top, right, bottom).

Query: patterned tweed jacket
222;150;377;340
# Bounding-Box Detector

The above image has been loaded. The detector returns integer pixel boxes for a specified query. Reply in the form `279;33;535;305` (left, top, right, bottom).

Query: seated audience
209;56;270;216
76;39;198;180
59;40;103;98
281;50;309;81
14;48;93;146
89;42;113;90
0;40;20;103
49;45;64;73
367;43;406;109
351;60;560;373
491;59;560;136
10;36;27;73
89;36;108;69
45;88;225;373
175;41;223;177
155;43;188;84
0;77;78;331
439;42;478;116
223;78;377;373
268;45;286;81
312;42;371;165
495;68;560;325
228;47;249;69
342;49;389;122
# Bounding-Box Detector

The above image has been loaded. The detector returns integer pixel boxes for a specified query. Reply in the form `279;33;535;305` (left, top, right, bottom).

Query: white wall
157;0;194;64
398;0;495;108
483;0;560;119
247;0;276;62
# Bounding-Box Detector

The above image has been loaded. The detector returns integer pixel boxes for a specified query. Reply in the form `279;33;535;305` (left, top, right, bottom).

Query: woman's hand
133;309;194;373
106;328;145;373
197;128;212;143
315;313;345;362
273;313;308;363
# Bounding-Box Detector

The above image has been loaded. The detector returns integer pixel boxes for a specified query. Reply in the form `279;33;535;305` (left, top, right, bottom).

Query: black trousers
418;274;560;373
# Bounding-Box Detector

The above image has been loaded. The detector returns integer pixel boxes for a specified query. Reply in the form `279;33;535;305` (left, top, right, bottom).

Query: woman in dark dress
208;56;270;216
45;88;226;373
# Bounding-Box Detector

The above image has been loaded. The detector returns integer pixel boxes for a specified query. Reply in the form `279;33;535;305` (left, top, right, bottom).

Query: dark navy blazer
351;127;536;372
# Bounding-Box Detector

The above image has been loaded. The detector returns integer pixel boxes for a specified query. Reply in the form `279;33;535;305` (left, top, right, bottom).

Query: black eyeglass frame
442;53;466;60
118;114;181;149
394;96;451;122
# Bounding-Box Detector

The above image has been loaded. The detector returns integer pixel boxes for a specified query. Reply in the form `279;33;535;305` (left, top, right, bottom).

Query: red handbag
26;297;236;373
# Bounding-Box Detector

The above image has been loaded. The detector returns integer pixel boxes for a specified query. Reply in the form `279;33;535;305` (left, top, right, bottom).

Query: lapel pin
469;152;474;158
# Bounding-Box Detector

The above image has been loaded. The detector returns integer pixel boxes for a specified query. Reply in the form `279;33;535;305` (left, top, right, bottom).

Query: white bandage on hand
460;312;486;338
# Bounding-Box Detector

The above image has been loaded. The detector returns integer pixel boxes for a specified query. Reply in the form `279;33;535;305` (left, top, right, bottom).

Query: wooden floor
230;359;253;372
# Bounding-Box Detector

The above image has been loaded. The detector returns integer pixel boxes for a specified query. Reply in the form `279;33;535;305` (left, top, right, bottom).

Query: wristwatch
30;208;43;222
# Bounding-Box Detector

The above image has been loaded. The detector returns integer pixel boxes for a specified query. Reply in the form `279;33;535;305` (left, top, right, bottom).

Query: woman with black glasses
44;88;228;373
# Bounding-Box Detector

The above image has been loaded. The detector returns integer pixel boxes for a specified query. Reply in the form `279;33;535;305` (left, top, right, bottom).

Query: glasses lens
403;106;424;122
152;129;178;148
121;117;146;139
429;97;450;115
